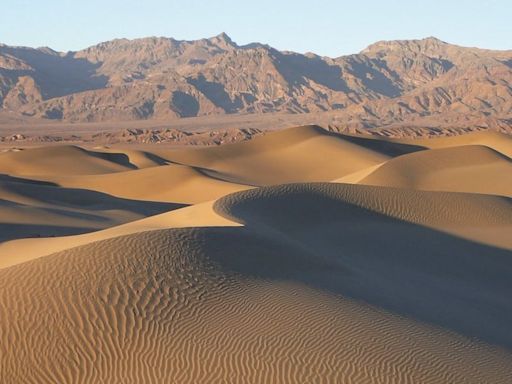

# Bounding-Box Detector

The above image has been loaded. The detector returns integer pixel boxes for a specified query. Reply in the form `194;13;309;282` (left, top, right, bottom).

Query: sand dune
217;183;512;249
397;130;512;158
360;145;512;196
1;126;512;383
214;184;512;345
157;125;391;185
0;174;180;242
90;146;172;168
1;183;512;383
45;163;252;204
0;200;240;269
0;145;137;176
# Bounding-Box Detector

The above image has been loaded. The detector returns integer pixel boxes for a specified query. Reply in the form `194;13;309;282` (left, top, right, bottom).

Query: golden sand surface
1;126;511;383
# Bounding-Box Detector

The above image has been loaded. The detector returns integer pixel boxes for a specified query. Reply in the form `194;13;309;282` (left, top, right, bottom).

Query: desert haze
0;34;512;384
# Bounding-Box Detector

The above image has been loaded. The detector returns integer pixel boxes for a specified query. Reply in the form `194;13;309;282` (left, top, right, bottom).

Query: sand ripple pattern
1;223;511;383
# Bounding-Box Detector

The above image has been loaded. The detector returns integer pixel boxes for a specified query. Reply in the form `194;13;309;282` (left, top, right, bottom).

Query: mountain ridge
1;34;511;133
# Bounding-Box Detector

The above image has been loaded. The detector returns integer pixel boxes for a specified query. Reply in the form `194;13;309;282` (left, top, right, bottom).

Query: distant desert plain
1;35;512;383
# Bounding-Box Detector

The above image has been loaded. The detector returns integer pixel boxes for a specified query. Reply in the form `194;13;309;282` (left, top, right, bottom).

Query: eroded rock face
0;35;511;130
2;76;42;110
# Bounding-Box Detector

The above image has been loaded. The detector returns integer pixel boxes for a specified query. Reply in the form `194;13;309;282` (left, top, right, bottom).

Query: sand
360;145;512;196
156;125;391;185
0;125;511;383
0;174;182;242
0;145;137;176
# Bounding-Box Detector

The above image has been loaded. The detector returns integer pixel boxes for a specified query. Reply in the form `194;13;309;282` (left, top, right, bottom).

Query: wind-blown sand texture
1;125;511;383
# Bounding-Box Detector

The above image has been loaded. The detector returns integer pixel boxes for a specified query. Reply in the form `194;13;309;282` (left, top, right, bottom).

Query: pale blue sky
1;0;510;57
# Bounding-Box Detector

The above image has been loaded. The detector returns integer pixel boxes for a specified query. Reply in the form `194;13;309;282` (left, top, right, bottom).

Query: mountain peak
217;32;231;41
422;36;447;43
360;36;449;55
209;32;236;47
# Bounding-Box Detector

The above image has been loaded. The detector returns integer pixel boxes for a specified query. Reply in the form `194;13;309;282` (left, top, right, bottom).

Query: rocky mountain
1;34;511;130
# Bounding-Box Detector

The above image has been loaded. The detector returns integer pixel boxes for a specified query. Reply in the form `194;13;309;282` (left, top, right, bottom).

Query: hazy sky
2;0;510;57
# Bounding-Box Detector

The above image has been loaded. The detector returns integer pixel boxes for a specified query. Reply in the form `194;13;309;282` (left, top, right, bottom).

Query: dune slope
396;130;512;158
0;200;240;269
158;125;391;185
1;183;511;383
0;145;137;176
46;163;252;204
0;174;180;241
360;145;512;196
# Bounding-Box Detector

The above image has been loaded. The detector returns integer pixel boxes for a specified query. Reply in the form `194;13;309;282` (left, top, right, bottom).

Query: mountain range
1;34;511;131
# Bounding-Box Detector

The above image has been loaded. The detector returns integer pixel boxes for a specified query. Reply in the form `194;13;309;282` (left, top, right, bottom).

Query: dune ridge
0;200;240;269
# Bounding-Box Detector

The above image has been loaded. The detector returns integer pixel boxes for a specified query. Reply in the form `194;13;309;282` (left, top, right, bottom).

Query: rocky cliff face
0;35;511;130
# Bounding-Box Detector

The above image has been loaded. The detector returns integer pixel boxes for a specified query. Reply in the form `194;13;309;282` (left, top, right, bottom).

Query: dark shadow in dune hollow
0;176;186;241
337;133;428;156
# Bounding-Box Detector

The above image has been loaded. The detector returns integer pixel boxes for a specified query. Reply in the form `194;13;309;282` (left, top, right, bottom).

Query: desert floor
1;125;511;383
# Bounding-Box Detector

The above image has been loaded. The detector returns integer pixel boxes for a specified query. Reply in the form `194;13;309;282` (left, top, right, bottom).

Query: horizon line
1;33;510;59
